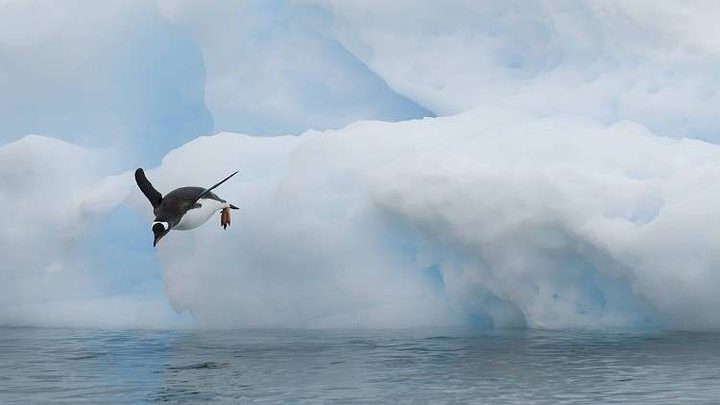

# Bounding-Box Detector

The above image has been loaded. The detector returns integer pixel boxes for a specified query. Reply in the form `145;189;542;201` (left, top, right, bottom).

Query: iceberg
2;0;720;330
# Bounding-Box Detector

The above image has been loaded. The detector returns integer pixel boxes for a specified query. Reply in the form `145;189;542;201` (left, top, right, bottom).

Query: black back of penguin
155;187;227;226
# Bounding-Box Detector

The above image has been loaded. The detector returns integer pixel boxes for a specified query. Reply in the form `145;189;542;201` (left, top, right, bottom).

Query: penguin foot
220;207;231;229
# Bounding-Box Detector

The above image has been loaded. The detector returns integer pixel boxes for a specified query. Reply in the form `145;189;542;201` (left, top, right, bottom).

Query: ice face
0;0;430;165
0;135;184;328
157;0;434;136
303;0;720;140
0;0;212;165
2;1;720;329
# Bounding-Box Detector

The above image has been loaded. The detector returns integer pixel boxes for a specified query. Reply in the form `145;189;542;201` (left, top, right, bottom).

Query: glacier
1;0;720;330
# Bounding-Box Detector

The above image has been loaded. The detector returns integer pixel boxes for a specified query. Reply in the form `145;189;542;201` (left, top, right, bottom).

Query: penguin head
152;221;170;247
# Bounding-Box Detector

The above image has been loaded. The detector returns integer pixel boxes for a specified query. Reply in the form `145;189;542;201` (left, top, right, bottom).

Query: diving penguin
135;168;239;246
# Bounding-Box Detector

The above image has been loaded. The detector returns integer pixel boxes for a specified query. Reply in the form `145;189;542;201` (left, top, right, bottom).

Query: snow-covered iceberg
145;109;720;330
2;0;720;330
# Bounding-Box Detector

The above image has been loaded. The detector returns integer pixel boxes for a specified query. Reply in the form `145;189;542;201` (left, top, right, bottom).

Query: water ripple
0;327;719;403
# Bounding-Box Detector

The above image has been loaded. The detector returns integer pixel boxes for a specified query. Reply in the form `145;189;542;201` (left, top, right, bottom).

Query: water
1;327;719;403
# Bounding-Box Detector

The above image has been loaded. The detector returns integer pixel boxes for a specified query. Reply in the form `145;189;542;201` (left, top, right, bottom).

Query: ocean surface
0;327;719;403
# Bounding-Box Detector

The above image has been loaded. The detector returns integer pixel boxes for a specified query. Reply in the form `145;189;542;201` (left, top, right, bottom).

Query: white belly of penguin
175;199;227;230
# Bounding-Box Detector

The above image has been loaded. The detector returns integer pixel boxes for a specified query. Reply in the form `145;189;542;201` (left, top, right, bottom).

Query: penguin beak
153;230;169;247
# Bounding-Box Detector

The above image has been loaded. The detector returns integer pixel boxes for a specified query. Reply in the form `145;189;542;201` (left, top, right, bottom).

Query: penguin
135;168;239;247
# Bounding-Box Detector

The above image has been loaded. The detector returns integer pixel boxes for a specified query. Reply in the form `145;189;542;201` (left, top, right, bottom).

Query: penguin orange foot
220;207;231;230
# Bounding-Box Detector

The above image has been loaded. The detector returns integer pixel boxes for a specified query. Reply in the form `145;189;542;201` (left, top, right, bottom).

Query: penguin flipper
134;168;163;209
193;171;239;204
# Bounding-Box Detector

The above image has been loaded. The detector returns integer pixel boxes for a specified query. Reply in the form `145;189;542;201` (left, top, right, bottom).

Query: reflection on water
0;327;719;403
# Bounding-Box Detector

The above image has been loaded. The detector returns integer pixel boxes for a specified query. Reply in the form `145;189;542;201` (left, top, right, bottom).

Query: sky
1;0;720;330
